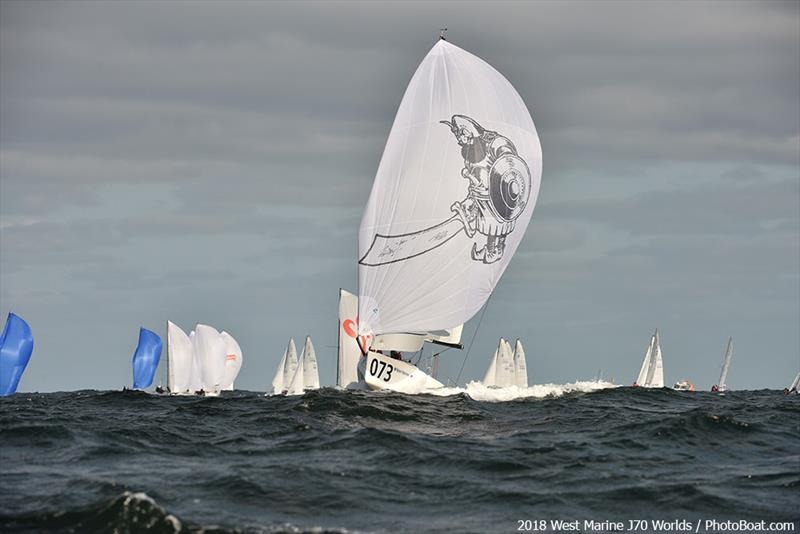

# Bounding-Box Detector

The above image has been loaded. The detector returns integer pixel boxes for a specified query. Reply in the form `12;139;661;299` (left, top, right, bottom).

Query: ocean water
1;385;798;533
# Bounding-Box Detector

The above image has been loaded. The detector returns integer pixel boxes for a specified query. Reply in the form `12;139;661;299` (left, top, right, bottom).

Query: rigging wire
454;293;493;385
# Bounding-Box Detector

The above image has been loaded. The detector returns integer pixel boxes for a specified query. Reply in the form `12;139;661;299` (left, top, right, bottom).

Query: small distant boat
513;339;528;388
300;336;320;391
785;372;800;395
673;380;695;391
166;321;193;395
0;312;34;397
270;338;299;395
131;328;162;390
711;337;733;392
482;338;528;388
193;324;227;396
220;331;243;391
633;329;664;388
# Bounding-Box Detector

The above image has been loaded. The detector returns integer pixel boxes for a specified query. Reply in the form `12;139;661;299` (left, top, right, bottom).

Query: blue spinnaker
0;312;34;397
132;328;162;389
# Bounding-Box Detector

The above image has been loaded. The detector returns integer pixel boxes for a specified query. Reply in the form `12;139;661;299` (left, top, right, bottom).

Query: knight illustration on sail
341;33;542;393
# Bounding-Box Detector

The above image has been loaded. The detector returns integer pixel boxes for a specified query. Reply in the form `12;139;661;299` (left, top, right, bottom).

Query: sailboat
0;312;34;397
220;331;243;391
633;329;664;388
300;336;320;391
711;337;733;392
270;338;299;395
193;324;227;396
131;327;162;390
166;321;193;394
282;336;321;395
354;35;542;393
513;339;528;388
785;372;799;395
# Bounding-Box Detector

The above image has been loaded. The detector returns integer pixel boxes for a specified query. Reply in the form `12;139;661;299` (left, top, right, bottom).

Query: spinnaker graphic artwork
0;312;34;397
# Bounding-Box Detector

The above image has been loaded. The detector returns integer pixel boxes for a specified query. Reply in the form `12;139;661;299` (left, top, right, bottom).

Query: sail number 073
369;358;394;382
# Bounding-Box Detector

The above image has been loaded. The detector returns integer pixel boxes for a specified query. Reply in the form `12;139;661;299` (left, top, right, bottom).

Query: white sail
188;330;203;393
788;372;800;392
513;339;528;388
285;356;305;396
270;346;287;394
483;344;499;386
194;324;227;394
494;338;515;387
650;334;664;388
357;39;542;339
635;336;653;386
220;331;243;391
283;338;298;390
337;289;364;388
717;337;733;392
301;336;320;390
167;321;193;394
425;325;464;347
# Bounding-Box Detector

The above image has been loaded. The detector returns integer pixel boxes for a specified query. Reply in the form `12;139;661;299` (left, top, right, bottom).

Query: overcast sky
1;1;798;392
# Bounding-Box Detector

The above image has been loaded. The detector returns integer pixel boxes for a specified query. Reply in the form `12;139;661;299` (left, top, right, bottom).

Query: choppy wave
1;388;798;533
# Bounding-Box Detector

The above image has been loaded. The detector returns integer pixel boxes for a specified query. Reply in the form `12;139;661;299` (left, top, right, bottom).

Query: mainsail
513;339;528;388
717;337;733;392
301;336;320;390
270;342;288;394
0;312;34;397
220;331;243;391
167;321;192;394
188;330;203;393
357;38;542;340
131;327;162;390
337;289;364;387
789;372;800;393
635;329;663;388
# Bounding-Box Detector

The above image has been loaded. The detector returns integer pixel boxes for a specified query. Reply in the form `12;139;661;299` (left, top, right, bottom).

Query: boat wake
425;379;618;401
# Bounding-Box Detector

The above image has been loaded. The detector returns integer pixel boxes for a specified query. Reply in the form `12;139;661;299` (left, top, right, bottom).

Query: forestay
358;39;542;338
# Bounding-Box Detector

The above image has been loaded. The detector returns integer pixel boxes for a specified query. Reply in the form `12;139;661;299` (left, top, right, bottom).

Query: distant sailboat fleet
269;336;320;396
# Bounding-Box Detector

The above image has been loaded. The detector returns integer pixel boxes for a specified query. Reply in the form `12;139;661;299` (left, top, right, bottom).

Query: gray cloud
1;1;797;391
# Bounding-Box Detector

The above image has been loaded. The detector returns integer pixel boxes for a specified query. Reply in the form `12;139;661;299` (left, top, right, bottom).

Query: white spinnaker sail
301;336;320;390
495;338;515;387
271;346;287;394
483;343;499;386
220;331;243;391
167;321;192;393
717;337;733;391
283;338;299;390
337;289;364;387
513;339;528;388
195;324;227;393
358;39;542;338
188;330;203;393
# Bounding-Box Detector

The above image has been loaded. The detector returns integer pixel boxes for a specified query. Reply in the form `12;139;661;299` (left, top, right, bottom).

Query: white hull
364;351;443;394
